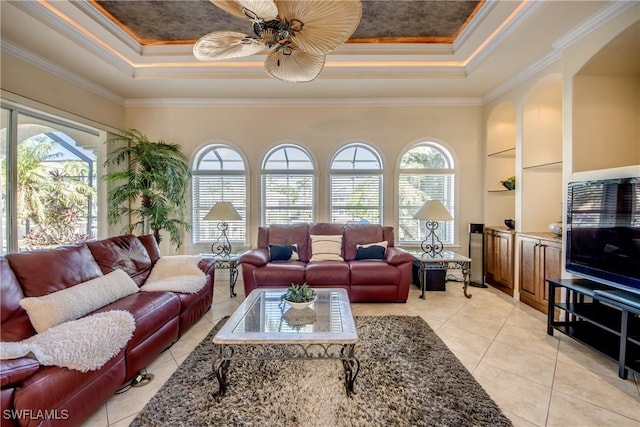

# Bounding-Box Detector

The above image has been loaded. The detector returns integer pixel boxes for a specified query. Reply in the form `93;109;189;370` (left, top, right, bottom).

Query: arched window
261;144;315;225
192;144;247;246
398;143;455;245
330;143;383;224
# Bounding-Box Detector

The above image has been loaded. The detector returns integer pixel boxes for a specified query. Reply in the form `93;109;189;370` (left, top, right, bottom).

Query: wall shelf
488;147;516;157
488;189;515;193
523;161;563;170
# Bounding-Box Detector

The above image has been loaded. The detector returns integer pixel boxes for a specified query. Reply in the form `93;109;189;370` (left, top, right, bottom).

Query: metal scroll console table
407;250;473;299
211;288;359;398
200;253;243;298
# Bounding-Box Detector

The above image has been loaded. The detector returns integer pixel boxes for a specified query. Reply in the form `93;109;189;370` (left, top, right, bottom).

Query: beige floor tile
81;403;108;427
482;341;556;387
445;309;508;339
106;358;179;425
435;322;494;359
503;410;541;427
557;336;623;379
109;413;138;427
494;324;560;361
547;390;640;427
169;319;214;359
452;351;481;373
473;362;552;426
552;361;640;421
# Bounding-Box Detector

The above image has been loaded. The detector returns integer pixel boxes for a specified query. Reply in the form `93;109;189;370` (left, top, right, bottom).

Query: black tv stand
547;278;640;379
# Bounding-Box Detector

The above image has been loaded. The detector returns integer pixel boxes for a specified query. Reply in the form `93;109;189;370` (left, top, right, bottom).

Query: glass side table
200;253;243;298
406;250;473;299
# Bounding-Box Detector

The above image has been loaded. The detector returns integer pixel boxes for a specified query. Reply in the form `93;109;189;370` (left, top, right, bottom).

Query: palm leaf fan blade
264;48;325;82
211;0;278;20
194;31;266;61
276;0;362;54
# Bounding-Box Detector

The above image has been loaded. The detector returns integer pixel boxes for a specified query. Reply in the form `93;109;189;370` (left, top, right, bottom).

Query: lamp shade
413;200;453;221
203;202;241;221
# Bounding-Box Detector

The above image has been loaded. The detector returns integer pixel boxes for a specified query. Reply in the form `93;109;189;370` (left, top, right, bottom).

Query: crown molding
2;40;125;106
124;97;483;108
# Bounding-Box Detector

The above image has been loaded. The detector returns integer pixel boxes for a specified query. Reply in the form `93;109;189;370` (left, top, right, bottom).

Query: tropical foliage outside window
398;143;455;245
192;144;247;245
1;107;99;253
330;143;382;224
261;144;315;225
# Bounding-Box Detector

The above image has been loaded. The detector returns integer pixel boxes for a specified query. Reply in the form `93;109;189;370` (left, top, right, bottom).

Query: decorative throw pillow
20;269;139;333
310;235;344;262
268;244;299;261
141;255;206;294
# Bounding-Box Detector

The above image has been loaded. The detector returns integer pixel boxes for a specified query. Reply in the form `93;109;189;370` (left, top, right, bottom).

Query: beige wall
1;52;125;130
125;103;485;254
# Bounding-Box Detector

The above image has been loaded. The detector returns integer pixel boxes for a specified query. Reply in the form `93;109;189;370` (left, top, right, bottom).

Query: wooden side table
406;250;473;299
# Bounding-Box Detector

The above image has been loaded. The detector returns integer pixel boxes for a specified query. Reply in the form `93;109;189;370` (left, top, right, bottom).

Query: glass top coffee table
211;288;359;398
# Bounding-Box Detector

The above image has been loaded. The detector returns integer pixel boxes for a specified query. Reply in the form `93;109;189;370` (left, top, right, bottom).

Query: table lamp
413;200;453;257
203;201;241;257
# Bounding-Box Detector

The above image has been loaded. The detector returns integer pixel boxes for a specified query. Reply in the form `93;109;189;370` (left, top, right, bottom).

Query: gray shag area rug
132;316;512;427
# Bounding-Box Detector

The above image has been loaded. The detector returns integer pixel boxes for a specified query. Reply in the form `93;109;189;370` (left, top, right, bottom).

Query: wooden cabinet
484;228;514;296
519;234;562;313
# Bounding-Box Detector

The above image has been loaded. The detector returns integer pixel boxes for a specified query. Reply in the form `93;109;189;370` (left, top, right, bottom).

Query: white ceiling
1;1;637;104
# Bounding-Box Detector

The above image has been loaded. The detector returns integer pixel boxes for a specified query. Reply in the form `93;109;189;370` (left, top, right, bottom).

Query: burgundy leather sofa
240;223;414;302
0;234;215;427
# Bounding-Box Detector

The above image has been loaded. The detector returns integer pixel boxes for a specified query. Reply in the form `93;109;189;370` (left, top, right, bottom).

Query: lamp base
211;222;232;257
421;220;444;257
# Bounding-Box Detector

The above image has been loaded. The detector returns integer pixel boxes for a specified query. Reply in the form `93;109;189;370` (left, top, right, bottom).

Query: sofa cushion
344;223;387;261
269;244;299;261
253;262;306;286
6;244;103;297
310;235;344;261
19;269;139;333
94;291;180;348
349;261;401;285
266;224;310;262
355;241;388;260
305;261;350;285
85;235;153;286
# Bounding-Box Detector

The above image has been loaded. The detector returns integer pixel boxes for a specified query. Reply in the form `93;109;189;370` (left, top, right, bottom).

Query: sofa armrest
1;358;39;388
239;249;269;267
198;258;216;276
386;247;414;265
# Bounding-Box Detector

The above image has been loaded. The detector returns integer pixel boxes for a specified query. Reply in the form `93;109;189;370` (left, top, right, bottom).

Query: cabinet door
541;242;562;306
519;237;538;299
485;230;495;278
495;232;513;289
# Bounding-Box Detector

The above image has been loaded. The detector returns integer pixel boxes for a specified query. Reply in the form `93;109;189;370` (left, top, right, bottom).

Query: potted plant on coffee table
281;283;317;309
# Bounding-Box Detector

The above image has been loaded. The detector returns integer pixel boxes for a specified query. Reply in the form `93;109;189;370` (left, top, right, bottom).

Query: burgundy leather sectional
240;223;414;302
0;235;215;427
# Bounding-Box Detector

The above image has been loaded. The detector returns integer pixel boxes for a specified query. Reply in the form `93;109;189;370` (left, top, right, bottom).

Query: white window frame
191;144;247;248
397;142;456;246
330;142;383;224
261;144;315;226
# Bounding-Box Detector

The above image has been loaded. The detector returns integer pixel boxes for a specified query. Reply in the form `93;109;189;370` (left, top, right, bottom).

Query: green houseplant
500;176;516;191
281;283;316;309
103;129;191;249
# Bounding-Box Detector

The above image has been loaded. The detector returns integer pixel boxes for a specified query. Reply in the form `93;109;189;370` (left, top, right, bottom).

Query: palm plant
103;129;191;249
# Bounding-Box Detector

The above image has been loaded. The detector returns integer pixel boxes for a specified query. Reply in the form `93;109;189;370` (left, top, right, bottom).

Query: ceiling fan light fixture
195;0;362;83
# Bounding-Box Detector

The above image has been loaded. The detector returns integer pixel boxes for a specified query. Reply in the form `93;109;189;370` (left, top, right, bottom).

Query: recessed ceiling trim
552;0;638;52
124;97;484;108
2;39;125;105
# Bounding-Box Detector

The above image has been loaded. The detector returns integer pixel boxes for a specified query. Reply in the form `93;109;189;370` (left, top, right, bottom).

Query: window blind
261;173;314;225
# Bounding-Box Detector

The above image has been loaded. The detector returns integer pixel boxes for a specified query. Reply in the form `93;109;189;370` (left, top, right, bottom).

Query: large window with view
398;143;455;246
1;105;102;254
330;143;382;224
192;144;247;247
261;144;315;225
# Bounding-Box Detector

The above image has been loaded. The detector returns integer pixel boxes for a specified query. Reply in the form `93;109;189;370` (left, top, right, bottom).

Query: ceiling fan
193;0;362;83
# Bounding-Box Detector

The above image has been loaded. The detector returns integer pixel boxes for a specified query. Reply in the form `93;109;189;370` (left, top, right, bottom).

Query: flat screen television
566;176;640;295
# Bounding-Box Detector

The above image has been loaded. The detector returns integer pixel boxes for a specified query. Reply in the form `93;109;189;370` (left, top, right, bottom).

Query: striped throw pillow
309;235;343;261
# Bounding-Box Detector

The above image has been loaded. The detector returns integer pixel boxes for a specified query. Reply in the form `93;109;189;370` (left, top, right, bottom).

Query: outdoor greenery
103;129;191;249
2;138;95;248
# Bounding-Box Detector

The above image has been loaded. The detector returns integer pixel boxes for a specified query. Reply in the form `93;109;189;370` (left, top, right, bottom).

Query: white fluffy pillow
20;269;139;333
0;310;135;372
310;235;344;262
141;255;206;294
